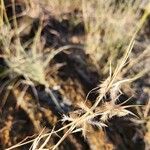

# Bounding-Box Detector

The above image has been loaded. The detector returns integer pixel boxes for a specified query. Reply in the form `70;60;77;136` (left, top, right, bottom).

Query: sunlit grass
1;0;150;150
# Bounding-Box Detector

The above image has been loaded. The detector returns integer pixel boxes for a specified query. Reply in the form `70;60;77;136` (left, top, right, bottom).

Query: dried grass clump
52;3;150;148
1;24;59;84
1;0;150;150
82;0;144;74
0;1;76;111
0;24;65;110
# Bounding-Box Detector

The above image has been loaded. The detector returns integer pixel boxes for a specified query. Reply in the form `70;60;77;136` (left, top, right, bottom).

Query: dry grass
0;10;80;111
0;0;150;150
83;0;145;75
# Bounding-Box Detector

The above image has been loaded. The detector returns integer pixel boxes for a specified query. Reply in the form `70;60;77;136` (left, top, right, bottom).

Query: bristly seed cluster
62;91;137;137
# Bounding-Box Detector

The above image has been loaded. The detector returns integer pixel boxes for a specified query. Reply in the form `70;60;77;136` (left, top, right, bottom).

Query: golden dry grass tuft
0;0;150;150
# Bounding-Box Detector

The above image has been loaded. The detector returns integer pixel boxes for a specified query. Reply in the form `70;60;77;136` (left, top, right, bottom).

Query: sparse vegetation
0;0;150;150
